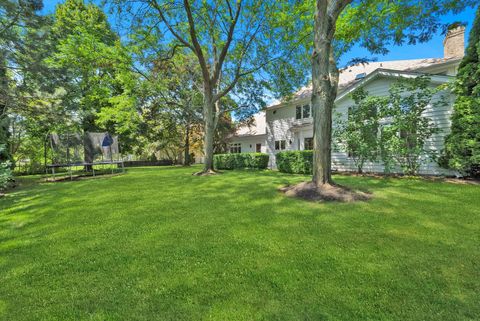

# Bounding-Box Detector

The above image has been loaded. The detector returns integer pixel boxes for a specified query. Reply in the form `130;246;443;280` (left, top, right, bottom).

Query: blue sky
41;0;477;67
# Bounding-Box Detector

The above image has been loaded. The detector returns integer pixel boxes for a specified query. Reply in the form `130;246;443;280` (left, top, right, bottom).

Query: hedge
214;153;269;170
276;150;313;174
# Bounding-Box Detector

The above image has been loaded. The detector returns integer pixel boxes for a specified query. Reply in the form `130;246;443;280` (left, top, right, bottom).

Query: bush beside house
276;151;313;174
440;11;480;178
214;153;269;170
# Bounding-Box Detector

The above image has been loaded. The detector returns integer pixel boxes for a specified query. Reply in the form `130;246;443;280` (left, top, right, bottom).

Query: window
275;140;286;151
400;129;416;149
304;137;313;150
229;143;241;153
303;104;311;118
256;143;261;152
296;106;302;119
296;104;312;119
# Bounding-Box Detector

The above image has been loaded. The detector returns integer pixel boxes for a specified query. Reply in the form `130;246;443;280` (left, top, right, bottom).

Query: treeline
0;0;239;175
1;0;478;186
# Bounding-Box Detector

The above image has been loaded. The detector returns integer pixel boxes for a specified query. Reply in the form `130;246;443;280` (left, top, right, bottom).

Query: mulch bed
280;181;372;202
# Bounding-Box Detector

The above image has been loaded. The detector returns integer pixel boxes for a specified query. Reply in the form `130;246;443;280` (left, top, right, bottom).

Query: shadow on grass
0;167;479;320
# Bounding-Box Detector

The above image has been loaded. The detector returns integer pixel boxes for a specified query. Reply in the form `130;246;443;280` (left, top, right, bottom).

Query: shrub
440;10;480;177
214;153;269;170
276;150;313;174
0;145;12;191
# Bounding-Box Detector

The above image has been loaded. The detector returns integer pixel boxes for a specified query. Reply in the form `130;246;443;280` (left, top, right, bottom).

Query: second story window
296;106;302;119
296;104;312;120
303;104;311;118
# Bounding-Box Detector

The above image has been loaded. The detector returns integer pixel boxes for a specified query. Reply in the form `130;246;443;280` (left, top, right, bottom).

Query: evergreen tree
441;7;480;177
0;0;48;163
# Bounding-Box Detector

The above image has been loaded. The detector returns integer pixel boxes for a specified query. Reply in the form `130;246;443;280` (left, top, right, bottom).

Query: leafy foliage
108;0;300;172
268;0;476;186
214;153;269;170
0;144;12;190
334;77;444;176
276;151;314;174
378;77;444;175
440;6;480;177
0;0;50;163
334;88;382;173
48;0;137;136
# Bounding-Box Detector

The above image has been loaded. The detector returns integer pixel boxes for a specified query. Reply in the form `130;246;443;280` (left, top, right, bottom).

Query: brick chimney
443;26;465;58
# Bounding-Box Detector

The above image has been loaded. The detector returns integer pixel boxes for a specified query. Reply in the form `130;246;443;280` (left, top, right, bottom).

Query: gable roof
335;68;454;102
268;57;461;108
233;56;460;137
234;111;267;137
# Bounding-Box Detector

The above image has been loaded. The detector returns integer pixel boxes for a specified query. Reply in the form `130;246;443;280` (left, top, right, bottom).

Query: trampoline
46;132;125;181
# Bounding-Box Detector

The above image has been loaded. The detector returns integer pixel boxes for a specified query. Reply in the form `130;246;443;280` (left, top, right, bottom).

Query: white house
229;27;466;176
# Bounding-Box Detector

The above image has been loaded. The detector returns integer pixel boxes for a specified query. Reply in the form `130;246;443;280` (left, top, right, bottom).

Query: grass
1;166;479;321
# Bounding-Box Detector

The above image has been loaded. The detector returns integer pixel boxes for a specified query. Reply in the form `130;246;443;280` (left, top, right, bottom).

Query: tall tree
273;0;477;196
109;0;293;174
441;7;480;177
0;0;48;163
313;0;478;188
49;0;134;165
138;52;204;165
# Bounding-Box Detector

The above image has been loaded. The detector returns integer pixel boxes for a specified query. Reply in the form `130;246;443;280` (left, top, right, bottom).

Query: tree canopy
441;6;480;177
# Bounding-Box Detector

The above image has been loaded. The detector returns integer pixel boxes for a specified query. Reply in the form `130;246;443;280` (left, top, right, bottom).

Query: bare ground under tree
280;181;372;202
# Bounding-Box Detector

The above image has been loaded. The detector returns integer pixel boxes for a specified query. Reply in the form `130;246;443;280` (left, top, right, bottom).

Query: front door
256;143;261;152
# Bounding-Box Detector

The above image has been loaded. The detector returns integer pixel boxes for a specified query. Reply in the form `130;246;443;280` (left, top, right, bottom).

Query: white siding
229;136;267;153
265;99;312;167
230;71;458;176
332;77;456;176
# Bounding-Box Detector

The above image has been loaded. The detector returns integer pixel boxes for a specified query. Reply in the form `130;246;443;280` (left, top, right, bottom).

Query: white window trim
295;103;312;120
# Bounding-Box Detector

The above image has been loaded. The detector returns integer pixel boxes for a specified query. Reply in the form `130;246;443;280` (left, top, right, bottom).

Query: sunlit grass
1;166;479;320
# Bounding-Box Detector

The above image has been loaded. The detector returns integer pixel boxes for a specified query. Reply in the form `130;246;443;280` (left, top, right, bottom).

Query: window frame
304;137;313;150
295;103;312;120
275;140;286;151
229;143;241;153
295;105;302;120
302;104;311;119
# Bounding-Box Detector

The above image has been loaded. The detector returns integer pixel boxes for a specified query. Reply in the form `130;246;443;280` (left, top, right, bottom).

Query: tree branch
148;0;194;51
213;0;242;83
183;0;211;83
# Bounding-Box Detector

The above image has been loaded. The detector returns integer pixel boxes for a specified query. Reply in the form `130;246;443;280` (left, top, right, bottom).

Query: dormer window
355;72;366;80
296;104;311;120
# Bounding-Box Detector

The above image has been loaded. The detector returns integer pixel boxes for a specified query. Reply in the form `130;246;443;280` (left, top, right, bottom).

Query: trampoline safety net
49;132;121;165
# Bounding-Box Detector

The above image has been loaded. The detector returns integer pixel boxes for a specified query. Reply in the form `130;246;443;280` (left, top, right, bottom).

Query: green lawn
1;166;479;321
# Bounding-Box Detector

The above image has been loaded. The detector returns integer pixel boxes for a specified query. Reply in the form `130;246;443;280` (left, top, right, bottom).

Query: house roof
335;68;454;102
233;56;460;138
234;110;267;137
268;57;461;108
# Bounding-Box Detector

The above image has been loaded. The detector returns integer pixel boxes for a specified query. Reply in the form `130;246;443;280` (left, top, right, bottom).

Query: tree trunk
44;135;48;173
311;1;334;187
0;59;12;164
202;94;216;173
82;116;95;171
184;123;190;166
311;0;346;187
